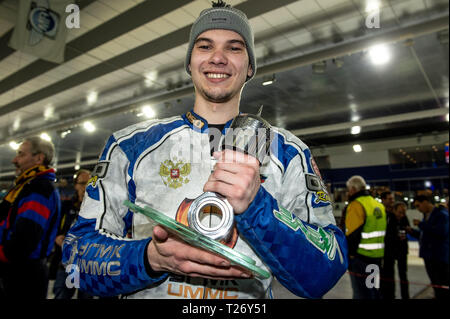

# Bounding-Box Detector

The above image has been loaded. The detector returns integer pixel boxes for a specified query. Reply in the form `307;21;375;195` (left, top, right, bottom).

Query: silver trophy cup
187;109;274;242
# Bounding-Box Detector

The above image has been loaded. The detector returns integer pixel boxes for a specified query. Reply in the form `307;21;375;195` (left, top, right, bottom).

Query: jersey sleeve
61;135;167;297
234;132;348;299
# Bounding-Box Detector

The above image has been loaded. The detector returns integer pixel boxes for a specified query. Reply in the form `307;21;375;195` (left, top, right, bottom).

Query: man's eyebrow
195;37;213;44
194;38;246;47
228;39;246;46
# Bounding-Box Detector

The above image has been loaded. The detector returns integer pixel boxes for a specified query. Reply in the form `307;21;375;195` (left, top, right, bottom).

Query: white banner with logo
9;0;72;64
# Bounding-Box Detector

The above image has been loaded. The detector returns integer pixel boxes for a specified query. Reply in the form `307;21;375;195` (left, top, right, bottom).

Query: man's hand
55;234;65;247
147;225;251;280
203;150;261;215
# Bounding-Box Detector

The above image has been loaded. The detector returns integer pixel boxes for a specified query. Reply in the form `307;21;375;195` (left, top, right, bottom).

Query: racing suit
62;110;348;299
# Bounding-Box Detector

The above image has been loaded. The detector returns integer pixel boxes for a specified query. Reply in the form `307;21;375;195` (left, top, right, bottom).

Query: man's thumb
152;225;169;242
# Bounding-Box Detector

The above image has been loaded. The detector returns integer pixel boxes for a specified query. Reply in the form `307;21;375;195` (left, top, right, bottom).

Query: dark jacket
0;171;61;298
384;213;409;258
411;206;449;264
49;196;81;276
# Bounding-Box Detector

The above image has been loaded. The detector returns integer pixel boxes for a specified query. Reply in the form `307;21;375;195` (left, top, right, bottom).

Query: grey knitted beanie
185;0;256;82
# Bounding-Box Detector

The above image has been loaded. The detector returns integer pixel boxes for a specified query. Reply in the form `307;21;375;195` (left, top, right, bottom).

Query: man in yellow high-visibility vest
344;175;387;299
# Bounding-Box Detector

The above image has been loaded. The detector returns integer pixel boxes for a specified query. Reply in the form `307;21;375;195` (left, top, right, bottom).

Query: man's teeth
206;73;229;79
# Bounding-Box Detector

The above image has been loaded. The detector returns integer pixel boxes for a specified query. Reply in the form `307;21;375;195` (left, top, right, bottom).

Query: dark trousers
381;254;409;299
0;259;49;299
53;267;92;299
348;255;382;299
424;259;449;299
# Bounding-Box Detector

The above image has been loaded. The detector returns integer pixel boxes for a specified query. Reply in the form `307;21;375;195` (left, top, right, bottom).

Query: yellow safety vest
355;196;387;258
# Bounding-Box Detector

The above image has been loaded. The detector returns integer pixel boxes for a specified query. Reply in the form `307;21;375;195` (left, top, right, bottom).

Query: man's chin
203;90;234;104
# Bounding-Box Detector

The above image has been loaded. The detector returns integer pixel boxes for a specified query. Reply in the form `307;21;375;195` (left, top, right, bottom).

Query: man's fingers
152;225;169;242
213;150;259;166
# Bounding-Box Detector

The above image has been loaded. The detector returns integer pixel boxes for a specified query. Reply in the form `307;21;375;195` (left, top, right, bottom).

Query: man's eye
198;45;211;49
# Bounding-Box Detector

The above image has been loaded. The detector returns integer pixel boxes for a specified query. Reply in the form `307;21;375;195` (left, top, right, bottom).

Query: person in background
345;175;387;299
52;169;93;299
408;195;449;299
380;191;394;216
57;178;74;201
0;136;61;299
381;201;410;299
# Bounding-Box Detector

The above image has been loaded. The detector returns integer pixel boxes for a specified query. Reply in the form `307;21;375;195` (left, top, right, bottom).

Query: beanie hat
185;1;256;82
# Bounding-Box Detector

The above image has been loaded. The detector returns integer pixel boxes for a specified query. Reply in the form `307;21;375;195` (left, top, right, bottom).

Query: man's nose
209;49;227;65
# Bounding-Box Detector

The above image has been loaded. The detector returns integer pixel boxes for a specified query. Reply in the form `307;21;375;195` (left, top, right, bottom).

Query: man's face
414;200;428;214
189;29;253;104
394;204;406;220
11;141;44;176
382;194;394;210
74;172;91;203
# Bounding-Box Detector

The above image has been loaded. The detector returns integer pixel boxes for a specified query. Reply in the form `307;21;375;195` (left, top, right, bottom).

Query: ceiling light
9;141;20;150
262;74;276;86
60;129;71;138
87;91;98;105
353;144;362;153
368;44;391;65
144;71;158;88
351;126;361;135
74;164;81;171
365;0;380;13
424;181;432;188
12;117;21;131
44;105;54;120
142;105;156;119
40;132;52;142
446;113;449;122
83;121;96;133
351;114;361;122
366;185;371;190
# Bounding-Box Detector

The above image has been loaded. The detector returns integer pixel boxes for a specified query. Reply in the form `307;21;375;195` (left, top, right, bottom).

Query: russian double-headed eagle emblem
159;158;191;189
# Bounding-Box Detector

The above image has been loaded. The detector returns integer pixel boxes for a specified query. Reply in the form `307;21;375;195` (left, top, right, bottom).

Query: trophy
124;107;274;279
186;106;274;243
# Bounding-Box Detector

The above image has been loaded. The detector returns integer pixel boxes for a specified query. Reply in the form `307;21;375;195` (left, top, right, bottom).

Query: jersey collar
182;109;234;134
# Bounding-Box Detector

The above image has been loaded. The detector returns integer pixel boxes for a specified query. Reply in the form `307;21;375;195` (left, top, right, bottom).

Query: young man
408;195;449;299
62;1;347;299
0;137;61;298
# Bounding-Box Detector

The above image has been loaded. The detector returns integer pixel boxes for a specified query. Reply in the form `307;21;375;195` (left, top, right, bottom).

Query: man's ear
247;64;253;78
36;153;45;166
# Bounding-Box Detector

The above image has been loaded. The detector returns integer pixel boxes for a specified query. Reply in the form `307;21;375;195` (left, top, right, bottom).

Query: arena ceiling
0;0;448;178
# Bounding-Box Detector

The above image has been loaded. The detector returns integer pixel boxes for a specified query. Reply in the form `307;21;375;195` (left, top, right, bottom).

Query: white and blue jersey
62;110;348;299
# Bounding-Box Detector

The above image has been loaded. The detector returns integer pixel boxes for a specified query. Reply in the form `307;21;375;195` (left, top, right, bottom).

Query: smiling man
62;1;348;299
